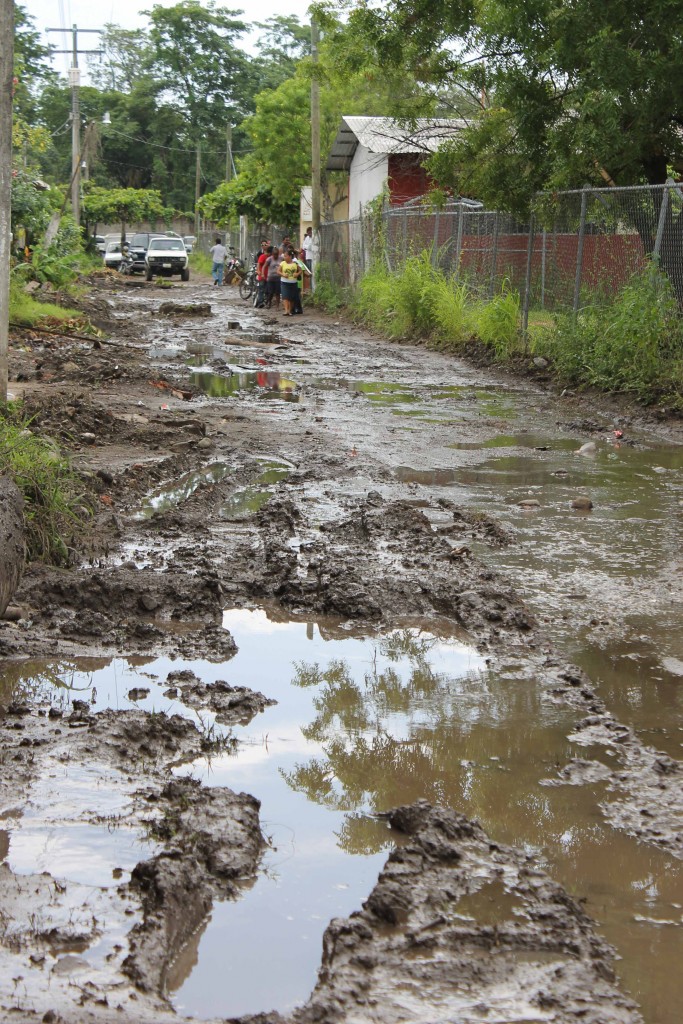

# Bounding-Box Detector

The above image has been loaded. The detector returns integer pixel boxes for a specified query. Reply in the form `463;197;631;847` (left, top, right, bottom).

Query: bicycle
238;255;258;300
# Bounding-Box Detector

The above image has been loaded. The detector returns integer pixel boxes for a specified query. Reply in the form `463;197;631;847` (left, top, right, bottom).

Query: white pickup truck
145;236;190;281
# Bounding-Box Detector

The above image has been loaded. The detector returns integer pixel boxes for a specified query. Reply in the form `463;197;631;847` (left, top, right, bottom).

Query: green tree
199;15;426;226
320;0;683;205
87;24;153;92
81;185;165;239
144;1;252;130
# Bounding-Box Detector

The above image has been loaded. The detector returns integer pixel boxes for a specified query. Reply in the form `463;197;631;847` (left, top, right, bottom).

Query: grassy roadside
311;254;683;409
0;405;92;564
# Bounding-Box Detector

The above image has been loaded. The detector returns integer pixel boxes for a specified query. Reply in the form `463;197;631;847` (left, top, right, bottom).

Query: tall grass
0;407;91;564
189;250;213;277
532;266;683;404
352;251;523;358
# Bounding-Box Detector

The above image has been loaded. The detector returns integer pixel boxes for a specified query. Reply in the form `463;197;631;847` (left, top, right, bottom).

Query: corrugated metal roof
326;117;467;171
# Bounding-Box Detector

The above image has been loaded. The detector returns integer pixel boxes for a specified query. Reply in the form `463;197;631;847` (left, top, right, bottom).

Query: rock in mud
158;302;211;317
0;475;24;618
290;802;642;1024
572;495;594;510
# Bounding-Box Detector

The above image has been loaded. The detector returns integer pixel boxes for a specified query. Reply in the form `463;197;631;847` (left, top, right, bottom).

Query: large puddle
3;608;680;1020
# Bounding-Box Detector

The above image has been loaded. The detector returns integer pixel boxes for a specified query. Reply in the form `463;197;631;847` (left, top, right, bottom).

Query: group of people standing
254;228;314;316
208;229;315;316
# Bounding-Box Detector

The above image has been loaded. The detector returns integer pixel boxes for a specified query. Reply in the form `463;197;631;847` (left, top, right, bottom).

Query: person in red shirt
255;239;270;308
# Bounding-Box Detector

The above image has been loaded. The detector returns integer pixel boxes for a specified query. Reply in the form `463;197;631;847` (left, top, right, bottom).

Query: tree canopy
319;0;683;215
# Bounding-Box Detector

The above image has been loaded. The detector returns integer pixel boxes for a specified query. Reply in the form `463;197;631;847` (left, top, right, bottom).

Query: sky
25;0;315;79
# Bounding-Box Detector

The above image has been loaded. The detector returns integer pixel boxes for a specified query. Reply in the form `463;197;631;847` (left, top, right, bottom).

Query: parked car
183;235;196;253
103;240;123;269
93;234;106;254
129;231;171;274
145;236;190;280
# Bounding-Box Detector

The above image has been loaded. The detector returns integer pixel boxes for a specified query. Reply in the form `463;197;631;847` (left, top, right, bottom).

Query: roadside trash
575;441;596;455
149;379;193;401
350;446;358;457
160;403;169;410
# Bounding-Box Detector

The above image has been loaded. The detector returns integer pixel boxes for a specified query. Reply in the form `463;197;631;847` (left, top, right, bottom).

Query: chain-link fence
318;184;683;322
197;223;288;263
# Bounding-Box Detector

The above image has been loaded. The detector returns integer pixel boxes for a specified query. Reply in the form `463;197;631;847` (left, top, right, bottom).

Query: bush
353;251;522;356
0;407;91;564
533;266;683;402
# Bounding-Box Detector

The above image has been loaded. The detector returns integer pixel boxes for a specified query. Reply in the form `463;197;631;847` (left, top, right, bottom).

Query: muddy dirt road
0;276;681;1024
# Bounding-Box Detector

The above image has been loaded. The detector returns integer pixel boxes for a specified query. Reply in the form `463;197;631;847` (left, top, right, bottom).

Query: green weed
532;265;683;403
9;280;81;327
0;408;91;564
189;251;213;277
471;284;522;358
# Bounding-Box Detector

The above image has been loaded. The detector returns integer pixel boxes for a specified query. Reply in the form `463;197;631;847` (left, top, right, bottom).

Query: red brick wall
388;154;432;206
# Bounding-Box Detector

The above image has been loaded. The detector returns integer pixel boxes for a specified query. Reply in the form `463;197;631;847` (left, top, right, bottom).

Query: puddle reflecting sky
2;609;681;1020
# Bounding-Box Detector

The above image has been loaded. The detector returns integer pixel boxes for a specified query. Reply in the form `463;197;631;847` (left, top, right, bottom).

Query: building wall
387;154;431;205
349;147;388;217
300;184;349;242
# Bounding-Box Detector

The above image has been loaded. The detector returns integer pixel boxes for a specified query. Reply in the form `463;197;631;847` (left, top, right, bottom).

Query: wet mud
1;277;681;1022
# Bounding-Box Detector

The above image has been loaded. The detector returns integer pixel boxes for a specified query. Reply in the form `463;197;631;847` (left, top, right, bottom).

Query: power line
102;125;252;157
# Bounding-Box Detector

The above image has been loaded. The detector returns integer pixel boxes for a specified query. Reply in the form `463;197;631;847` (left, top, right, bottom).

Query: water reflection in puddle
170;609;681;1022
137;462;232;518
223;460;292;519
190;369;299;401
2;611;681;1020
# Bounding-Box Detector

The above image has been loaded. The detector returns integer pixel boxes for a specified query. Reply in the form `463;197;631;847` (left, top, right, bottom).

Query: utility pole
0;0;13;402
194;143;201;236
310;18;321;293
226;124;232;183
310;18;321;234
47;25;102;225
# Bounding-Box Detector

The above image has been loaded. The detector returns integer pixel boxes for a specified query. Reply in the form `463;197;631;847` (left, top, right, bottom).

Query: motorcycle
118;243;136;276
239;254;259;301
224;247;246;285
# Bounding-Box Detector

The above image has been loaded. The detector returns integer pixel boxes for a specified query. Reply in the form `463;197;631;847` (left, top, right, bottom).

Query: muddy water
139;308;683;1020
155;609;679;1022
14;613;683;1019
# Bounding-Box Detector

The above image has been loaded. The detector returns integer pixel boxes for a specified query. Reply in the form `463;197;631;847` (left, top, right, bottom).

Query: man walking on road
210;238;227;286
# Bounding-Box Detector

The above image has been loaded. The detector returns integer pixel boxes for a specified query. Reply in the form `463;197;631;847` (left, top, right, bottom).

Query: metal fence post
403;206;408;263
358;204;365;279
383;209;392;273
431;209;440;267
573;188;588;314
652;184;669;260
540;228;547;309
454;205;464;279
488;212;499;297
521;212;535;345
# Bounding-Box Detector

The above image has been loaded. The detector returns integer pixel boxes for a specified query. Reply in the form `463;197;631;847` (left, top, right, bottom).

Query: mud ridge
284;801;642;1024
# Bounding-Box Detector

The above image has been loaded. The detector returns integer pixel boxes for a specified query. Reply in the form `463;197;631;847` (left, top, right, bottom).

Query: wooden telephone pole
46;25;103;224
0;0;13;401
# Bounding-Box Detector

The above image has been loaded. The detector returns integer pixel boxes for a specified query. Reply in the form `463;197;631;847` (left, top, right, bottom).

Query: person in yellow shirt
279;248;302;316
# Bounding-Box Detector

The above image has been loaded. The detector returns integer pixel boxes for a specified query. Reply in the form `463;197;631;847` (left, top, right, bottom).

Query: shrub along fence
317;184;683;404
318;183;683;322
